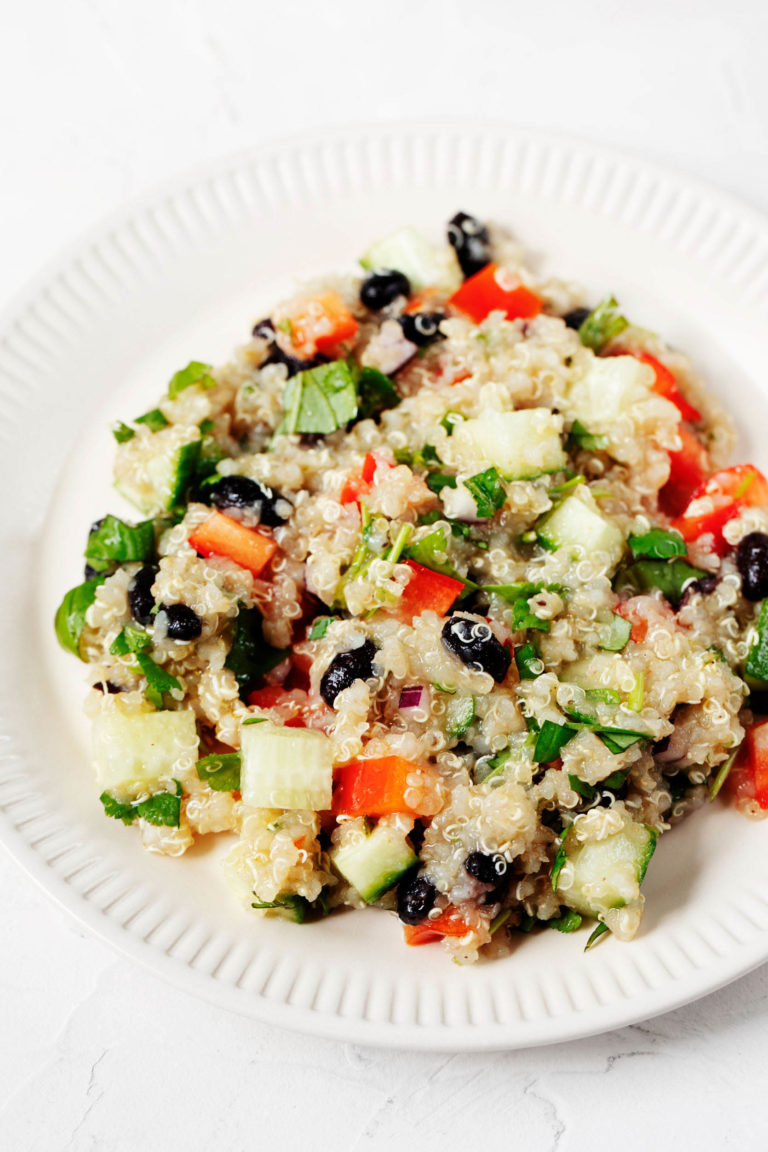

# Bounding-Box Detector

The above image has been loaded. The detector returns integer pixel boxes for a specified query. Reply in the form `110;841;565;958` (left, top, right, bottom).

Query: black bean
397;312;446;348
396;873;437;925
447;212;491;278
208;475;290;526
678;573;719;608
736;532;768;601
128;565;158;626
320;640;377;707
464;851;508;885
441;617;511;683
360;269;411;311
157;603;202;641
251;317;327;378
562;307;591;330
83;564;101;581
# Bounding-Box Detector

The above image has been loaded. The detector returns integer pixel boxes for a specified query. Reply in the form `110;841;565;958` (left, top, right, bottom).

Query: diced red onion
399;686;424;709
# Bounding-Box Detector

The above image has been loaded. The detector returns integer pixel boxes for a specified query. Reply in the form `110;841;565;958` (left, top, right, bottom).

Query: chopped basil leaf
84;514;155;573
100;780;182;828
251;894;309;923
225;606;289;698
577;295;628;351
533;720;579;763
570;767;628;801
627;528;686;560
404;527;476;592
568;420;609;452
464;467;506;518
568;774;597;800
598;613;632;652
481;581;560;603
112;421;135;444
198;418;215;435
602;768;630;790
744;599;768;688
136;652;182;708
109;626;152;656
548;909;583;933
168;360;216;400
512;598;550;633
418;510;472;540
584;687;621;706
617;559;708;608
585;922;610;951
355;366;400;422
309;616;332;641
278;360;359;435
515;642;543;680
134;407;170;432
563;707;648;754
54;577;105;659
196;752;241;792
425;472;458;495
551;827;572;891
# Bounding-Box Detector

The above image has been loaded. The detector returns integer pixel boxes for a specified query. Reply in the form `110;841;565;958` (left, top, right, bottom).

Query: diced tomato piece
340;452;391;505
448;263;542;324
658;424;711;518
332;755;437;817
728;722;768;809
671;464;768;554
247;686;306;727
616;601;648;644
188;511;278;576
396;560;464;623
361;452;379;484
287;291;358;357
404;910;472;946
613;350;702;423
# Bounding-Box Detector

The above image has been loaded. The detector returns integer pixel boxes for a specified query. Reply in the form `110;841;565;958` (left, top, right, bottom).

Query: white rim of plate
2;119;768;1051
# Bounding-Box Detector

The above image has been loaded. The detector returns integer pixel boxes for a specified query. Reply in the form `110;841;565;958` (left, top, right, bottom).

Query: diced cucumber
445;695;475;739
448;409;567;479
360;227;460;292
537;489;624;566
93;709;198;793
115;427;201;515
566;355;654;425
560;651;635;695
240;723;333;811
557;819;657;919
331;821;417;903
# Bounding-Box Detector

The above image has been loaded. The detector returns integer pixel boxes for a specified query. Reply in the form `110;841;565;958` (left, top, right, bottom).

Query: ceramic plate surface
3;121;768;1050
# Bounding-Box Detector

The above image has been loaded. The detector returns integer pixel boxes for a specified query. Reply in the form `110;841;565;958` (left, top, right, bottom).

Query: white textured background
3;1;768;1148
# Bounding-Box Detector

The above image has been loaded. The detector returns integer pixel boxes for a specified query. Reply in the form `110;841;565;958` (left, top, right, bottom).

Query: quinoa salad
54;212;768;962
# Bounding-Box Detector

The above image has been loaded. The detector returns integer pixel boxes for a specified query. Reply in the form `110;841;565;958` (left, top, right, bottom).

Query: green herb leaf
534;720;579;763
482;581;561;603
584;687;621;706
548;473;585;496
568;420;609;453
744;599;768;688
251;894;309;923
577;295;629;352
109;626;152;657
112;421;135;444
99;792;137;825
489;909;512;936
548;909;583;933
355;366;400;422
196;752;241;792
404;527;477;592
418;510;472;540
602;768;630;790
431;681;457;694
464;467;506;518
515;642;543;680
168;360;216;400
563;706;648;754
512;598;550;633
309;616;332;641
225;606;289;698
54;577;105;659
100;780;182;827
84;514;155;573
135;652;181;708
709;747;739;801
198;418;215;435
551;827;572;891
598;613;632;652
627;528;687;560
445;695;475;740
616;559;708;608
440;410;465;436
585;922;610;951
134;407;170;432
278;360;358;435
568;774;597;800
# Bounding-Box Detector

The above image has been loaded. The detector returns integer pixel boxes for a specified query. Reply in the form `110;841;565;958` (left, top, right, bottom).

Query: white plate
3;121;768;1051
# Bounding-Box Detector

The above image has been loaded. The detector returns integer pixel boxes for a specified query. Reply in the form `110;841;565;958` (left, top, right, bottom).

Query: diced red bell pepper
448;263;543;324
286;291;358;357
340;452;391;505
658;424;711;518
614;351;702;424
332;755;437;817
188;511;278;576
671;464;768;554
404;909;472;946
616;601;648;644
397;560;464;623
727;722;768;809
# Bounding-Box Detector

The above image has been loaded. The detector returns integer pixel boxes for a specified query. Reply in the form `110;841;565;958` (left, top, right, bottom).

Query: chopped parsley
577;295;629;352
464;467;506;518
100;780;183;827
168;360;216;400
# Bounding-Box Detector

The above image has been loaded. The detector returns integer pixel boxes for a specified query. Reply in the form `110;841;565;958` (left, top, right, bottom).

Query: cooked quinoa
55;212;768;963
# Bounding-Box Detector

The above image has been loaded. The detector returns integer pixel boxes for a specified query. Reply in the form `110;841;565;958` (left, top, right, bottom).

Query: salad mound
55;212;768;962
